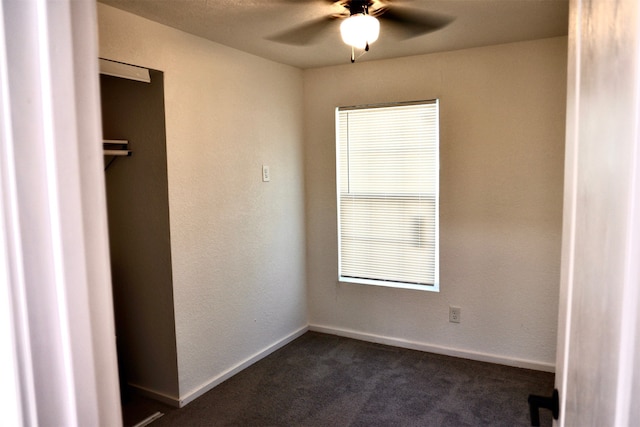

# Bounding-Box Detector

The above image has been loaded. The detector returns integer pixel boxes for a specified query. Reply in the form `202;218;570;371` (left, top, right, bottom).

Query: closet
99;59;179;405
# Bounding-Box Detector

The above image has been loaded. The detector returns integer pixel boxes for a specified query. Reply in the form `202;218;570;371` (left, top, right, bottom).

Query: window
336;100;439;291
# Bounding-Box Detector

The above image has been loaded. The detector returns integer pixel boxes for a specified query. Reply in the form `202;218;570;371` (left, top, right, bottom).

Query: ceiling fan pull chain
365;41;369;52
351;46;355;63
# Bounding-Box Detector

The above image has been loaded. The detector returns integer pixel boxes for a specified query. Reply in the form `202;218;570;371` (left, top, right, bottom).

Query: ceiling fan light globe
340;14;380;49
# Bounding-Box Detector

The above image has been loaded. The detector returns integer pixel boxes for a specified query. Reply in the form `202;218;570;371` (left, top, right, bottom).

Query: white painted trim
0;3;34;425
128;383;180;408
132;411;164;427
310;324;555;373
555;0;581;423
178;326;309;407
0;0;121;424
555;0;640;424
99;58;151;83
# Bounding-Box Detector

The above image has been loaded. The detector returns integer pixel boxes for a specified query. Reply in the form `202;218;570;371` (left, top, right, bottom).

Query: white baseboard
309;324;555;373
178;325;309;407
128;383;181;408
131;324;553;409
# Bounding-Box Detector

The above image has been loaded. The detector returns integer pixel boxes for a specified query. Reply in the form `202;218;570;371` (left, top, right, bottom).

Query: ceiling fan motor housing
346;0;374;16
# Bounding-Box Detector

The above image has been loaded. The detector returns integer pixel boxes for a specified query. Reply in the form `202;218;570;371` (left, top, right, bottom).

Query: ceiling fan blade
377;6;454;39
276;0;336;3
267;16;339;45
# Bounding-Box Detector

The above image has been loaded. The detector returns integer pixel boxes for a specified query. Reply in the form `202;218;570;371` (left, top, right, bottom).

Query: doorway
99;60;179;424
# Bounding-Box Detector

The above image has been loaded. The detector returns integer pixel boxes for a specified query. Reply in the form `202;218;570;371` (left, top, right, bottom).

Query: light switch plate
262;165;270;182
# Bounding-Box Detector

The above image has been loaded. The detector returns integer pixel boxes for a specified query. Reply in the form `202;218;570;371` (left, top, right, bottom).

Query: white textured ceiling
98;0;569;69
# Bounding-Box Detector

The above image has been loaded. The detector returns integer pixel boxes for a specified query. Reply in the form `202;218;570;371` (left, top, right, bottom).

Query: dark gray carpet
132;332;554;426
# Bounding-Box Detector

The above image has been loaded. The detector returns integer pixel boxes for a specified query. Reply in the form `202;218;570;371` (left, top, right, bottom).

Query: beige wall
98;4;307;402
304;37;567;370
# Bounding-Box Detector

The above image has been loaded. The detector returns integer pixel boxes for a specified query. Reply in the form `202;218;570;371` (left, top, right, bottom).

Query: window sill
338;276;439;292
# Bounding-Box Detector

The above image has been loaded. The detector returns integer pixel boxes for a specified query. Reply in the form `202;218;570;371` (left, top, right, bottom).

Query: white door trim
0;0;121;424
556;0;640;425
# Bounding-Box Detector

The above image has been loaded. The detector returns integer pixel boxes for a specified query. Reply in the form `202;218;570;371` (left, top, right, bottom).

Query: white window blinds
337;100;439;290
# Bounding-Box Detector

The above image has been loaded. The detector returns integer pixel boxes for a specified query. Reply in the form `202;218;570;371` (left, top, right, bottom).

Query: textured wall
303;37;567;370
98;4;307;399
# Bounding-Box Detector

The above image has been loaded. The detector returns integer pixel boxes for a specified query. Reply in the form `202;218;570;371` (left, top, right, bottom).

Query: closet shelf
103;139;132;157
103;149;132;156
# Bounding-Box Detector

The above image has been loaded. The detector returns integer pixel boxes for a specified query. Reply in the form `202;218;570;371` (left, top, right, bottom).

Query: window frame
335;100;440;292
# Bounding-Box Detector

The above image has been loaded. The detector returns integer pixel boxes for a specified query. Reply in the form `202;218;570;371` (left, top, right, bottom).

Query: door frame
2;0;640;425
0;0;121;424
555;0;640;425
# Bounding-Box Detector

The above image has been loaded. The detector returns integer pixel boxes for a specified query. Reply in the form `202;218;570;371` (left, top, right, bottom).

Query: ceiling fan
268;0;454;62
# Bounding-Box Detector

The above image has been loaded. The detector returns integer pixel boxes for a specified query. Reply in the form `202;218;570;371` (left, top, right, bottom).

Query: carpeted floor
126;332;554;426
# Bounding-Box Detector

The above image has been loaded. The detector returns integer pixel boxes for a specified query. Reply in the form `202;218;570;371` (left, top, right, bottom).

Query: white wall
98;4;308;402
304;37;567;370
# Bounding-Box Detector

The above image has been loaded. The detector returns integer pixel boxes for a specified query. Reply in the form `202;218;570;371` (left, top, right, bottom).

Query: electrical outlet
449;306;461;323
262;165;270;182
